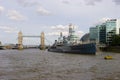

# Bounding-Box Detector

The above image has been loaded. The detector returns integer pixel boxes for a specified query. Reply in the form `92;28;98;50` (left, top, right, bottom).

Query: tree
111;35;120;46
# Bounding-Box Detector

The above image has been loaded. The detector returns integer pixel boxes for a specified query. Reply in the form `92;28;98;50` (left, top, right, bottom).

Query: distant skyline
0;0;120;45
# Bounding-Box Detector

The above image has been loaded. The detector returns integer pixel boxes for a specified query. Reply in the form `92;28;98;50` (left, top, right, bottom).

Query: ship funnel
60;32;62;37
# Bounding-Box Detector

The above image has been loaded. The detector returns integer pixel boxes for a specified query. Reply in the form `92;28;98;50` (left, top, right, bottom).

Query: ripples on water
0;49;120;80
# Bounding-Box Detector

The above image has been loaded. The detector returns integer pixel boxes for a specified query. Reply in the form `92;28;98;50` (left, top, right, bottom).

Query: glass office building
99;23;106;44
89;26;99;43
89;19;120;45
106;19;116;45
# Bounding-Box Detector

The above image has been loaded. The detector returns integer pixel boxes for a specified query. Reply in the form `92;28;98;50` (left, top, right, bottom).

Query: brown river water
0;49;120;80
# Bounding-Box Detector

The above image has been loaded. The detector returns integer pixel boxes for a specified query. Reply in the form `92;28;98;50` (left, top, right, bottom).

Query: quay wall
100;46;120;53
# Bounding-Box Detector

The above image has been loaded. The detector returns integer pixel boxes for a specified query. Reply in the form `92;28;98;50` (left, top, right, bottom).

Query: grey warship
48;24;96;54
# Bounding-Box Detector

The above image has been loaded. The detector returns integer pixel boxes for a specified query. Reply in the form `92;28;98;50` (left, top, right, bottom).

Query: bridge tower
18;31;23;49
40;32;45;50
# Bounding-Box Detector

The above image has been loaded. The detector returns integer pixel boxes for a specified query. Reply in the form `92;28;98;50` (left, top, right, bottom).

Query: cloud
47;30;84;38
76;31;84;38
47;24;84;38
93;18;112;25
51;25;68;31
112;0;120;5
51;24;78;31
47;31;68;36
0;6;4;13
36;7;51;16
84;0;102;5
46;24;69;36
0;25;19;33
99;18;110;22
16;0;40;7
62;0;71;4
7;10;26;21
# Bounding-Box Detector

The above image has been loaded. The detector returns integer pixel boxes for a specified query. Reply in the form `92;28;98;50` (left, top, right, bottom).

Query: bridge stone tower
40;32;45;50
18;31;23;49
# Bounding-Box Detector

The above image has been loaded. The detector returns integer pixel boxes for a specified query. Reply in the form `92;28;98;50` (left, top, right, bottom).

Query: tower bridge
18;31;45;50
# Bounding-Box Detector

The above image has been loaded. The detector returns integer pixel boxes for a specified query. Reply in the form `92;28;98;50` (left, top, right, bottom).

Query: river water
0;49;120;80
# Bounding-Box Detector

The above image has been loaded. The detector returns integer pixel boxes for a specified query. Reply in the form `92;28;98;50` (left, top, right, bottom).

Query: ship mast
69;24;75;36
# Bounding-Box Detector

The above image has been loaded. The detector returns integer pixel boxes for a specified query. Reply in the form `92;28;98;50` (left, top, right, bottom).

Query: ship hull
48;43;96;55
0;46;5;50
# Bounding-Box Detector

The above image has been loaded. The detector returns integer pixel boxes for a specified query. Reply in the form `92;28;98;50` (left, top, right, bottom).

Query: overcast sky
0;0;120;45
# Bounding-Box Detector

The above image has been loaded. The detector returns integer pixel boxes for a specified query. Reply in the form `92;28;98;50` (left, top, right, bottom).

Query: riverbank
0;49;120;80
100;46;120;53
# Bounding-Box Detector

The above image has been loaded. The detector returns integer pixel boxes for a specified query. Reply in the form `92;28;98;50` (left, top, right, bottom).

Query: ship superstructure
48;24;96;54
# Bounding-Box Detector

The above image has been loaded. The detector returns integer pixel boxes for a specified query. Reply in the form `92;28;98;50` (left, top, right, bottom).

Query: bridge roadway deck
22;36;41;37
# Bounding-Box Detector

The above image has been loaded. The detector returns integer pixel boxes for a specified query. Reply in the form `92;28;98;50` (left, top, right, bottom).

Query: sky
0;0;120;45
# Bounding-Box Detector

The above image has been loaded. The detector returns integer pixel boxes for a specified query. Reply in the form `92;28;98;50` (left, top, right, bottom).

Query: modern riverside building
89;26;99;43
0;41;2;45
105;19;117;45
99;23;106;44
89;19;120;45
